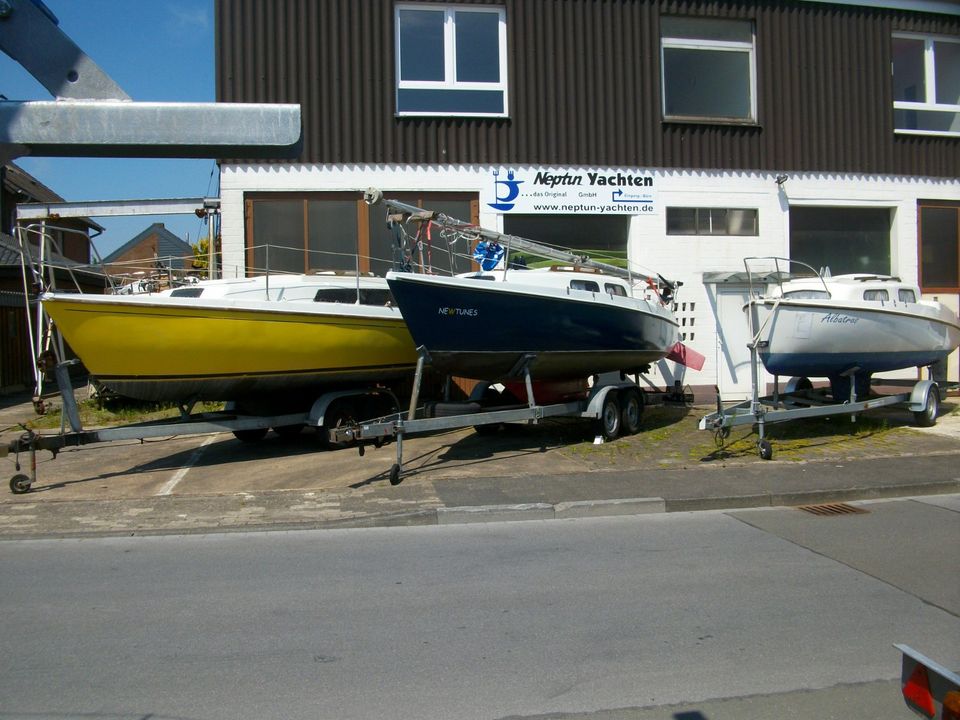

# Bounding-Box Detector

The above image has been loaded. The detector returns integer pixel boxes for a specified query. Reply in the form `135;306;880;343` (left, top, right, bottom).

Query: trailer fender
584;384;619;419
308;390;376;427
907;380;938;413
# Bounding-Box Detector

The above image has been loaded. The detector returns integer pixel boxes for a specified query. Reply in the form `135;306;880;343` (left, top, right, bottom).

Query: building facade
215;0;960;396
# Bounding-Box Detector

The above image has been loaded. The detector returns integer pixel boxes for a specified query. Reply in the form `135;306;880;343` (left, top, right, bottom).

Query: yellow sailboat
43;274;418;403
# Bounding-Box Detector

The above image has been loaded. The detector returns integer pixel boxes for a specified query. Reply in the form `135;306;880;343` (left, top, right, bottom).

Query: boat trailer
329;348;660;486
698;337;946;460
1;360;404;494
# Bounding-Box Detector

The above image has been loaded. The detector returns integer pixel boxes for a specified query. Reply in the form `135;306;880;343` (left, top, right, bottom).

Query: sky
1;0;217;257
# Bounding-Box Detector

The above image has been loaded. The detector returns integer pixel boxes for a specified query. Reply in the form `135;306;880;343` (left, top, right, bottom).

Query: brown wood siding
216;0;960;177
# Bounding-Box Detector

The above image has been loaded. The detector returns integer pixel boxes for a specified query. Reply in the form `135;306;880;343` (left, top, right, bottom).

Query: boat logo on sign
488;169;524;211
439;307;479;317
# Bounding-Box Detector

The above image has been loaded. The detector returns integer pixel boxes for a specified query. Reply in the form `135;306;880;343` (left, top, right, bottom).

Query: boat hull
749;299;960;379
386;272;677;381
43;294;418;402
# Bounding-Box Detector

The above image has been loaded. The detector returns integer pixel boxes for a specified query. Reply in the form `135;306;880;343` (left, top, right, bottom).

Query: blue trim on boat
760;350;950;377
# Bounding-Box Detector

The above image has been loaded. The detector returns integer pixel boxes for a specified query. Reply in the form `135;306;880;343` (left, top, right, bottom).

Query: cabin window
570;279;600;292
666;207;758;236
919;202;960;292
898;289;917;303
605;283;628;297
660;17;757;123
314;288;394;305
893;33;960;137
783;290;829;300
169;288;204;298
863;289;889;301
789;207;891;276
395;5;508;117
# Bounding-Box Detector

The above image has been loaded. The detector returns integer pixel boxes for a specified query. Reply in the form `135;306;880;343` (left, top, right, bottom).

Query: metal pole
207;209;216;281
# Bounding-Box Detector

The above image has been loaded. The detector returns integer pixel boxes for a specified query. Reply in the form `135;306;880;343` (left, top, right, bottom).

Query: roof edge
799;0;960;16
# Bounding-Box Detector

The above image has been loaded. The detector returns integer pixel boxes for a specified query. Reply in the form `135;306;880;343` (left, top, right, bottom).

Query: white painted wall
220;163;960;390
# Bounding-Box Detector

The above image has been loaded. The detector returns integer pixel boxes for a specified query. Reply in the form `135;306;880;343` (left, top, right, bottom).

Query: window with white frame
395;4;507;117
660;16;757;123
893;33;960;137
666;207;759;236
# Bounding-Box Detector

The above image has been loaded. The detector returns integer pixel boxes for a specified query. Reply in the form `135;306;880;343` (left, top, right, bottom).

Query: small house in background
102;223;196;286
0;164;108;394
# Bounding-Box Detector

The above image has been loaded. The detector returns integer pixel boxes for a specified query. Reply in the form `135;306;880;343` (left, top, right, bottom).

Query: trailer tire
758;439;773;460
273;424;305;438
596;393;621;441
10;474;31;494
913;385;940;428
233;428;268;443
620;388;643;435
389;464;402;486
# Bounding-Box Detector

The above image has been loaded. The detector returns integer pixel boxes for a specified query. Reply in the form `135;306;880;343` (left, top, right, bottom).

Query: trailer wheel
620;388;643;435
389;464;402;486
596;394;621;441
273;424;305;438
913;385;940;428
233;428;268;443
10;474;31;494
758;439;773;460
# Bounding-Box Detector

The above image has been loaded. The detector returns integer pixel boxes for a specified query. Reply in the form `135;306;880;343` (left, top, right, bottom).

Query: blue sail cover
473;240;505;271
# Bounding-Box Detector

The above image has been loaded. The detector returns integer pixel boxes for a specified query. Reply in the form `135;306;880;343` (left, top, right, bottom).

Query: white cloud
166;4;210;32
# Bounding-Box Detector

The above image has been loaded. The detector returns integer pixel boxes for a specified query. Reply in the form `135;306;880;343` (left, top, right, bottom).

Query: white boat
745;258;960;399
42;273;418;403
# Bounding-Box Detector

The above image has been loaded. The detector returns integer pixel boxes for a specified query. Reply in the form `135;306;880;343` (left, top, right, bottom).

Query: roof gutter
798;0;960;16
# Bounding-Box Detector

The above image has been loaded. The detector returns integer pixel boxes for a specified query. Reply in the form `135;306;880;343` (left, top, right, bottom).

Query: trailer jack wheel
10;474;31;494
758;439;773;461
389;464;402;486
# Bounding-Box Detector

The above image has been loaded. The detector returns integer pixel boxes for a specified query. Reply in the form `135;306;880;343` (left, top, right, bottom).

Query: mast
364;188;638;282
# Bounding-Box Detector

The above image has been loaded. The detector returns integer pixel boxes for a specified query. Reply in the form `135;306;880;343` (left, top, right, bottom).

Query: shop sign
482;167;656;215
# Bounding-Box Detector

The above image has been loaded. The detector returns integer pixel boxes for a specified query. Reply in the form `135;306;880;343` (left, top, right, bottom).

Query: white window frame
395;4;508;118
893;32;960;138
660;21;758;123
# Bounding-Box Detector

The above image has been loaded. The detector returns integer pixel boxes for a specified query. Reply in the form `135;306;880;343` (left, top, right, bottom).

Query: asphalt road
1;495;957;720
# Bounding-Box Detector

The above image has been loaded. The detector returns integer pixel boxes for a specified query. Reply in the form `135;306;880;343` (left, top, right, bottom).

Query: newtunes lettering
439;307;479;317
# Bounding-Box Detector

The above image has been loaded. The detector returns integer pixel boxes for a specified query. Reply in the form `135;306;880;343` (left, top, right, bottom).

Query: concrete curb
436;497;668;524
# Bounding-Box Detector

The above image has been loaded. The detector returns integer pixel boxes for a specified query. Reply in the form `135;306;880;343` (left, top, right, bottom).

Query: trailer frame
698;336;944;460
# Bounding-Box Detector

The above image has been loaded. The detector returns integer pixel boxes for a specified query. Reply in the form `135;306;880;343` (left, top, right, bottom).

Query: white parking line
156;434;218;496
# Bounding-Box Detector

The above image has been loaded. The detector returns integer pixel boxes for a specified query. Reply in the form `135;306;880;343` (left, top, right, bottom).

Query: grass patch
26;397;224;431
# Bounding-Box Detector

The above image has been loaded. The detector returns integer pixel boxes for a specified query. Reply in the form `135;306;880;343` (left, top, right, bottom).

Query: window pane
397;88;505;114
661;17;752;43
666;207;697;235
934;40;960;105
368;194;476;277
250;200;305;274
663;47;751;118
698;208;716;235
894;108;960;133
455;11;500;83
893;37;926;102
790;207;891;275
399;9;445;81
502;214;630;255
726;208;758;235
920;206;959;288
307;200;358;273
